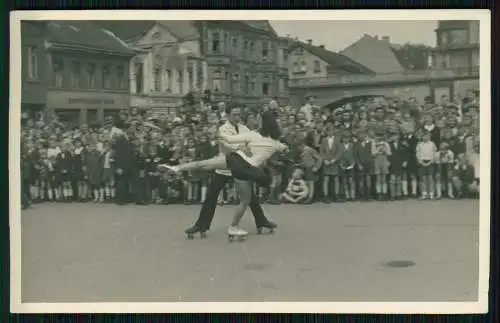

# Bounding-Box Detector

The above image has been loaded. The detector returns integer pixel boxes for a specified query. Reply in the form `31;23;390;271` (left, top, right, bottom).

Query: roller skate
184;225;207;240
228;227;248;242
257;221;277;234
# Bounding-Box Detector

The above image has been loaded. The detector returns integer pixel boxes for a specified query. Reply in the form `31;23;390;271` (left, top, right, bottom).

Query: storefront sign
68;98;115;104
207;56;230;65
256;64;278;72
151;98;182;107
47;90;129;110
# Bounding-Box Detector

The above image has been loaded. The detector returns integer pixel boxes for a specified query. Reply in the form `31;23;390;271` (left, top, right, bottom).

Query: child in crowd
416;132;438;200
354;130;373;200
146;145;162;204
320;126;341;202
388;133;407;200
280;168;309;204
452;153;476;198
435;141;455;199
56;142;74;201
101;140;115;202
371;132;391;200
339;132;356;201
85;143;103;202
298;136;323;204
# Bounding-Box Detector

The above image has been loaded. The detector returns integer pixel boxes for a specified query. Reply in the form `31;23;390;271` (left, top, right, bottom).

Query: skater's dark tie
234;124;239;134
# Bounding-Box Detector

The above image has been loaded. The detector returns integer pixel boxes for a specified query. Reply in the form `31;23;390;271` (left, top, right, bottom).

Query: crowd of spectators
20;90;480;209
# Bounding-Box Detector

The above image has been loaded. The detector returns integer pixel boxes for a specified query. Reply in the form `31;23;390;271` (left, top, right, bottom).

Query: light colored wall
288;47;328;79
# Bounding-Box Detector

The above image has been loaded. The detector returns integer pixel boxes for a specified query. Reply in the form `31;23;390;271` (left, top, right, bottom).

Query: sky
270;20;438;52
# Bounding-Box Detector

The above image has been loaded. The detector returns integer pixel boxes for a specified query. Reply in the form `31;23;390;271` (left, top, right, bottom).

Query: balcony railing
288;67;479;88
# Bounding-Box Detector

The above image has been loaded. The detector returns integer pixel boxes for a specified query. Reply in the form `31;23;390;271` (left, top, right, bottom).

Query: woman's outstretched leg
159;155;227;173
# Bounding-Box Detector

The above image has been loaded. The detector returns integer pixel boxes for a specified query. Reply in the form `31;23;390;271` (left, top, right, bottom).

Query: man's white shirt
216;121;250;176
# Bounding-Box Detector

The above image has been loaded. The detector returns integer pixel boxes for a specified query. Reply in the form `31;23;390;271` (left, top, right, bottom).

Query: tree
392;43;433;71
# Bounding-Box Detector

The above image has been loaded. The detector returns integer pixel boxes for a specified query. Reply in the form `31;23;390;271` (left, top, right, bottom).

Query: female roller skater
159;121;287;240
158;130;288;187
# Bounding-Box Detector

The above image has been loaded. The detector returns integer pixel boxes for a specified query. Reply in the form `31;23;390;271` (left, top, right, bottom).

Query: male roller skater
183;103;277;239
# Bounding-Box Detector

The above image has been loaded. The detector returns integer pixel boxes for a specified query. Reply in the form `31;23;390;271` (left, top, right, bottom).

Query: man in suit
184;102;276;238
111;119;137;205
320;125;342;202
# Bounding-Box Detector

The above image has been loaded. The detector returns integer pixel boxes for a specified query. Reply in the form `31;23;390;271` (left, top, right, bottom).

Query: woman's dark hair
260;110;282;140
114;117;127;130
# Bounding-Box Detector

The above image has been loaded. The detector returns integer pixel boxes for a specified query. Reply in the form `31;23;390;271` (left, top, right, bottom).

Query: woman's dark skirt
225;152;272;188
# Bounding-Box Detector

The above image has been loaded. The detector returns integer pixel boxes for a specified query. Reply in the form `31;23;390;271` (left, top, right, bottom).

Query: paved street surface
21;200;479;302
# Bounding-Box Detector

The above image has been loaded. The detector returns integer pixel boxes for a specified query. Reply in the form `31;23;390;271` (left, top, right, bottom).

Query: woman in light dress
159;122;287;240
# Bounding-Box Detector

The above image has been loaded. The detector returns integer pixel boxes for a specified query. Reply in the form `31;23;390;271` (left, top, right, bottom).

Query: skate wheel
187;234;194;240
269;229;274;234
257;228;263;234
200;232;207;239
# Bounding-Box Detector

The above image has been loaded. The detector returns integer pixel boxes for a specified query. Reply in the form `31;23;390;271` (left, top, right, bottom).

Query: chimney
307;39;313;45
382;36;390;43
319;45;325;49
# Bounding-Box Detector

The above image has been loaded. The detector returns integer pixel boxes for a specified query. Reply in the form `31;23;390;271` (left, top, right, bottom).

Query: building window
102;64;111;89
295;47;303;56
245;73;250;94
187;64;194;90
313;60;321;73
212;31;221;53
300;61;307;72
135;62;143;93
449;29;468;45
178;70;184;94
232;73;240;93
441;55;449;69
87;63;96;89
439;32;448;46
52;57;64;88
293;62;299;73
279;78;285;92
249;41;254;60
154;67;161;92
213;79;221;92
262;81;270;96
232;37;238;56
164;69;171;92
27;47;38;80
250;75;256;94
262;41;269;61
70;61;80;88
243;40;248;59
116;65;126;90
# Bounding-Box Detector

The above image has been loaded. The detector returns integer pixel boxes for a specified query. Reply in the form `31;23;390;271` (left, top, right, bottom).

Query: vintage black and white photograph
10;10;490;313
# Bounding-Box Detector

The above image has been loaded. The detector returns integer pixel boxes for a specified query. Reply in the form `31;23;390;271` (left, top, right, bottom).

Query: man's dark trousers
195;173;269;231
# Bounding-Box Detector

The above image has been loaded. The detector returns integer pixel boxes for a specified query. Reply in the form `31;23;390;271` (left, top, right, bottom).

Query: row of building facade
21;20;290;124
21;19;480;125
285;20;480;107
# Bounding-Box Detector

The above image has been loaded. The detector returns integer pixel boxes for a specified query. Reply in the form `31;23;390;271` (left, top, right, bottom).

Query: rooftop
340;34;405;74
46;20;135;55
